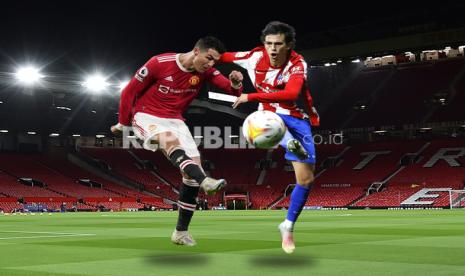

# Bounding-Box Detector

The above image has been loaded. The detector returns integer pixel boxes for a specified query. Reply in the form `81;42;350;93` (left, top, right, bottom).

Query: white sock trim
177;201;196;211
283;219;295;230
182;178;199;187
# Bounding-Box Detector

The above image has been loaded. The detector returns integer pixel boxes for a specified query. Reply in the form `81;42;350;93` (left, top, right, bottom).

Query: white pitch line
0;234;96;240
0;231;96;240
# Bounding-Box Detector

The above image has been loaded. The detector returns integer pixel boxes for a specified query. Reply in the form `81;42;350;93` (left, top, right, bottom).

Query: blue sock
286;184;311;222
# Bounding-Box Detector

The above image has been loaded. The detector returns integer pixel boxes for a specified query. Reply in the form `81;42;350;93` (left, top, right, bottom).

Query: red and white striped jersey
221;47;319;126
118;53;242;125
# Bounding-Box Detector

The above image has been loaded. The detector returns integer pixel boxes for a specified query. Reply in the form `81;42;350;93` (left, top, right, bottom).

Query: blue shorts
277;114;316;164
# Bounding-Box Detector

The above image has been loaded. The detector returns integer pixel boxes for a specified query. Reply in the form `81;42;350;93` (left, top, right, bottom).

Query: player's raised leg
158;131;226;195
158;130;225;246
287;139;309;160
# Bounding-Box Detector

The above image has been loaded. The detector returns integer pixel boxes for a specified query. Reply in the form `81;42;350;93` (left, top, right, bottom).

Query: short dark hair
261;21;296;45
195;36;226;54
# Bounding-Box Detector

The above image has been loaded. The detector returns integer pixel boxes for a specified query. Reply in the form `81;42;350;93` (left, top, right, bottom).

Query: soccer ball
242;110;286;149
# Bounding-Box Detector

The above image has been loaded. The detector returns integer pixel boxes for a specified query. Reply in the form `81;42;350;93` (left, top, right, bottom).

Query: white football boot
200;177;227;195
171;230;197;246
278;221;296;254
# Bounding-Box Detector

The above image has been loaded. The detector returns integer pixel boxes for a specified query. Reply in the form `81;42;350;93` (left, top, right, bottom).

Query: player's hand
110;123;124;135
232;94;248;109
229;70;243;88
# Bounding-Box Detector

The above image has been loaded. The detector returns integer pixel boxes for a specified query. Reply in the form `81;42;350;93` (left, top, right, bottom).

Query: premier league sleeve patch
135;66;149;82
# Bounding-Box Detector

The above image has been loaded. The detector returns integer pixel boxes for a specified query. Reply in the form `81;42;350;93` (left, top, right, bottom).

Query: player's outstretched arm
112;57;159;135
232;94;248;109
207;69;243;96
232;75;305;108
236;77;304;108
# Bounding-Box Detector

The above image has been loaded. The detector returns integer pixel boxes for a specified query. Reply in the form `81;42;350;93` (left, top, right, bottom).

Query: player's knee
157;132;181;154
298;173;314;187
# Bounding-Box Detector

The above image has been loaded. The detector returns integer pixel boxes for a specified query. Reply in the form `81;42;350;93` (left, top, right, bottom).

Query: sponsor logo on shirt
170;88;197;93
257;83;280;93
163;76;173;81
290;66;304;75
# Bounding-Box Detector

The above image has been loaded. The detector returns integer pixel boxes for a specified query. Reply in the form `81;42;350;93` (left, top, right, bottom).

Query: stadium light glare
27;131;37;135
118;80;130;90
56;106;71;111
96;134;105;138
324;63;331;67
49;133;60;137
0;130;8;133
0;101;3;104
351;59;361;63
82;74;109;92
72;134;81;137
15;66;44;85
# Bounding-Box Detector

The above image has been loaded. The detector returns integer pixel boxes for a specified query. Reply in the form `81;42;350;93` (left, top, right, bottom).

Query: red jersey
118;53;242;125
221;47;320;126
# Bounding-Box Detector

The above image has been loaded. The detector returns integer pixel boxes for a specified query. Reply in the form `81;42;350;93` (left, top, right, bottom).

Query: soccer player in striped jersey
221;21;319;254
111;37;243;246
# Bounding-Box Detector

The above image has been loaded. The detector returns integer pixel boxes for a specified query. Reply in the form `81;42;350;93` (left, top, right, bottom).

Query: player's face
193;48;221;73
264;34;291;67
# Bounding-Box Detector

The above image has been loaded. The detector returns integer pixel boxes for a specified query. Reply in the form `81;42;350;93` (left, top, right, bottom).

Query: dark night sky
3;0;465;74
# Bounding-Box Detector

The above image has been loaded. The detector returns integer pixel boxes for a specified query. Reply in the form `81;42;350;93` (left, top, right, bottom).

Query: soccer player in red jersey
111;37;243;246
221;22;319;253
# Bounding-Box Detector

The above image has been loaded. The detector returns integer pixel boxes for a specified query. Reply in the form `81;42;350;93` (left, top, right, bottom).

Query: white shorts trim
132;112;200;158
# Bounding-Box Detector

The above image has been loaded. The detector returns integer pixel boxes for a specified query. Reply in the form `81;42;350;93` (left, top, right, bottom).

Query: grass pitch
1;210;465;276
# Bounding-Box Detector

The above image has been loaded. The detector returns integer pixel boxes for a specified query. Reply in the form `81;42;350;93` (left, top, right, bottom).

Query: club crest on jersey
158;85;170;94
135;66;149;82
277;73;290;85
189;75;200;86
